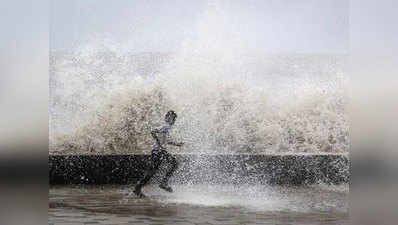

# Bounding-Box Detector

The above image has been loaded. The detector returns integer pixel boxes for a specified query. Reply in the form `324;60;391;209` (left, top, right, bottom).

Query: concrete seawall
49;154;349;185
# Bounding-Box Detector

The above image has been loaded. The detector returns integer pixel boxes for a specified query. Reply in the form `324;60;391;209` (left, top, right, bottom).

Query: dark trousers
136;150;178;189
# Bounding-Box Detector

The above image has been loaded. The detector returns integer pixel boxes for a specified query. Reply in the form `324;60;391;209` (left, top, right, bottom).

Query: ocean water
49;1;348;155
49;184;349;225
50;50;348;155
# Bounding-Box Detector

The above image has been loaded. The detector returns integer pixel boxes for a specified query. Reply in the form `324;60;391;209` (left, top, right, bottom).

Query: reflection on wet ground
49;184;348;225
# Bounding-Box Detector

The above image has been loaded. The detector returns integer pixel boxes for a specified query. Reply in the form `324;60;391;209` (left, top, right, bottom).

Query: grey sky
51;0;347;54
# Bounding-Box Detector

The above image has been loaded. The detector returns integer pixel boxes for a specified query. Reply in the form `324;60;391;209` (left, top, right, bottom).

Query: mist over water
50;2;348;154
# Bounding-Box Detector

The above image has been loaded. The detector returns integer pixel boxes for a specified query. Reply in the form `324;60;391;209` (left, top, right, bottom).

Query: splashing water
50;3;348;155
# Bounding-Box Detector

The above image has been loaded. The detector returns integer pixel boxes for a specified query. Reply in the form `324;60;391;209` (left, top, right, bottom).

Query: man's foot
133;187;146;198
159;184;173;192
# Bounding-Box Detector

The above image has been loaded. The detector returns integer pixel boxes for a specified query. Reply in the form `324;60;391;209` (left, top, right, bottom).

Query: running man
134;110;184;198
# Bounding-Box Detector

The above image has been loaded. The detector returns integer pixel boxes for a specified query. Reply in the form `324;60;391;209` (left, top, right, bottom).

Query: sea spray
50;2;348;154
50;47;348;154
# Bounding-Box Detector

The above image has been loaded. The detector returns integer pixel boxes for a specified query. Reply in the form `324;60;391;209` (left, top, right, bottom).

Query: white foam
50;3;348;154
128;184;348;213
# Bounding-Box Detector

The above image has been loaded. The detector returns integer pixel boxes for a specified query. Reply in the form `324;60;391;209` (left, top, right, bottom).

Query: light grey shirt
152;123;172;151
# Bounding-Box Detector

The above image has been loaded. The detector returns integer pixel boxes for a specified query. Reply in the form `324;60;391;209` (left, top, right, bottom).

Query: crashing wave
50;43;348;154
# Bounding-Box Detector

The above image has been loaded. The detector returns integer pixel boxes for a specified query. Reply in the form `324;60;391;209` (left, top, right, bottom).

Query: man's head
165;110;177;125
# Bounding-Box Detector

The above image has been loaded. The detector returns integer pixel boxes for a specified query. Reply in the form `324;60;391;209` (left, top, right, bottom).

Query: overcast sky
50;0;348;54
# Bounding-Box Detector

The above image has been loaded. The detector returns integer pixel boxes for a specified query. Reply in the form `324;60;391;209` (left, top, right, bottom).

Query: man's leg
134;152;162;196
159;153;178;192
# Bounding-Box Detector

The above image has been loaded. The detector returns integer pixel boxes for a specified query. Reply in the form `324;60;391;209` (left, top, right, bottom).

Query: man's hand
168;141;184;147
175;142;184;147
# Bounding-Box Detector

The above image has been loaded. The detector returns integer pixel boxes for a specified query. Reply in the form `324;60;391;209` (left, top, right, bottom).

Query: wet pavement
49;184;349;225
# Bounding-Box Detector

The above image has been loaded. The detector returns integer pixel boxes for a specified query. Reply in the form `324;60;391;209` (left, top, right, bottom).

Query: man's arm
151;129;163;148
